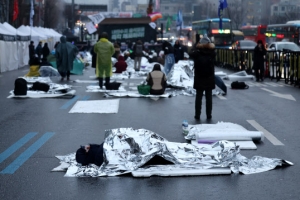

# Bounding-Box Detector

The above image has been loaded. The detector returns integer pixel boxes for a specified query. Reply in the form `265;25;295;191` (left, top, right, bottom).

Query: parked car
231;40;256;50
267;42;300;80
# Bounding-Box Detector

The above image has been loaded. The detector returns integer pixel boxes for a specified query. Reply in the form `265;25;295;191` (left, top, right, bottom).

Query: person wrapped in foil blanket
54;128;293;177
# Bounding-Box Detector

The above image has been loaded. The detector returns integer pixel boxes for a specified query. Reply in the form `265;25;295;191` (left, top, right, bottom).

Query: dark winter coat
133;44;144;57
90;45;96;68
173;43;184;63
35;44;43;58
114;56;128;73
189;43;216;90
29;44;35;59
253;45;266;69
42;44;50;59
162;41;174;55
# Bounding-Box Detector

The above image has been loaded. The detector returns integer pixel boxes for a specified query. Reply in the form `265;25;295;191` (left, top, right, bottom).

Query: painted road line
247;120;284;146
60;95;81;109
216;95;227;100
264;82;279;87
261;88;296;101
1;132;55;174
81;96;90;101
0;132;37;164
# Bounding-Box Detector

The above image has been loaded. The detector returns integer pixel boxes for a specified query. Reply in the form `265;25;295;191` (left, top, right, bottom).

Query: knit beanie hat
200;34;211;44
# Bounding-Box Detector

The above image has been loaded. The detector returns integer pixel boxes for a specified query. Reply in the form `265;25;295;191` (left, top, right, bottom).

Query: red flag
13;0;19;21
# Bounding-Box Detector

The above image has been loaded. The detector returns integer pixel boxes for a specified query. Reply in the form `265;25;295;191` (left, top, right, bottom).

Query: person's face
258;43;262;48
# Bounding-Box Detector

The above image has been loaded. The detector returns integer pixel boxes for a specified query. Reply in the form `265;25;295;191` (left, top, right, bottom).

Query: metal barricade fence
215;48;300;86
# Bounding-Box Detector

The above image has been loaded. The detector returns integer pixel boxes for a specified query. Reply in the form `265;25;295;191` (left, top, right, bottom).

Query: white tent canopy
0;24;18;73
2;22;30;68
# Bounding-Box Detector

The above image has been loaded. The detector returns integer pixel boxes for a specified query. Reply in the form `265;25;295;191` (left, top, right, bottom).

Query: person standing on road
94;32;115;89
253;40;266;82
55;36;79;81
35;41;43;61
173;40;184;63
28;41;35;65
189;35;215;120
133;40;144;71
162;41;175;75
42;43;50;60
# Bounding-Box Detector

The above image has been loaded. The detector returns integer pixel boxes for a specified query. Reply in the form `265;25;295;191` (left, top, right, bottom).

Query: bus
265;24;300;45
240;25;267;44
192;18;232;48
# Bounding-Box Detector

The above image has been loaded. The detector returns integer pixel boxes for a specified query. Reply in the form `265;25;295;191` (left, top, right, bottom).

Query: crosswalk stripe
1;132;55;174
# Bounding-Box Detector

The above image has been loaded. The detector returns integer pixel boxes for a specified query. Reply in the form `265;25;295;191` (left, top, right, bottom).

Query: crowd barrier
215;48;300;86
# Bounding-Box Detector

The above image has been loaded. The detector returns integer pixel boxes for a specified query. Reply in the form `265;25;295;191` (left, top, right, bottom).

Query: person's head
137;40;142;45
118;55;125;61
152;64;161;71
175;40;180;45
60;36;67;43
44;43;48;47
30;41;34;45
39;41;42;45
100;32;108;39
200;34;211;44
257;40;263;48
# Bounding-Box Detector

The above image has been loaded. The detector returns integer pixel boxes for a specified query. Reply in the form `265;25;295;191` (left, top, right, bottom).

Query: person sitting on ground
25;56;41;77
146;64;167;95
114;55;128;73
76;143;104;167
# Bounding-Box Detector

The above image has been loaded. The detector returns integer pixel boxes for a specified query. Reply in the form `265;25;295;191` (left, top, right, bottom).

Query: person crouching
146;64;167;95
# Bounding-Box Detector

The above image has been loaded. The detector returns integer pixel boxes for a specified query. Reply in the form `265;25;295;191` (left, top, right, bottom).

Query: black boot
105;77;110;88
99;78;103;89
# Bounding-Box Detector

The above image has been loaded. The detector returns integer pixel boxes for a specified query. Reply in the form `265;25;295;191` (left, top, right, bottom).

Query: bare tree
224;0;247;29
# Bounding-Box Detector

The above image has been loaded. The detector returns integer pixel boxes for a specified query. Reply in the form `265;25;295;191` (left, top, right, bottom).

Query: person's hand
85;145;90;152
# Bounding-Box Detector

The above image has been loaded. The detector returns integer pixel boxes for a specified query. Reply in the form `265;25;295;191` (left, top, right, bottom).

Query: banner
13;0;19;21
30;0;34;26
88;13;105;25
148;12;162;22
85;22;97;34
176;10;183;31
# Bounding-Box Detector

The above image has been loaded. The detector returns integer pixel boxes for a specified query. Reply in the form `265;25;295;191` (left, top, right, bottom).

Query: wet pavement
0;65;299;200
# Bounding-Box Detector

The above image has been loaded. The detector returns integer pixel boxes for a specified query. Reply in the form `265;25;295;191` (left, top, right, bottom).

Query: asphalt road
0;65;299;200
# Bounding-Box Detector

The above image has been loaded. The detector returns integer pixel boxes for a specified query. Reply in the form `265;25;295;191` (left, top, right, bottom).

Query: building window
281;6;285;11
165;6;169;10
274;6;278;11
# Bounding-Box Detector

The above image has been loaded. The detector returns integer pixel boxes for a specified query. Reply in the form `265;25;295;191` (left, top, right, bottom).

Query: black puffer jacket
253;45;266;69
189;43;216;90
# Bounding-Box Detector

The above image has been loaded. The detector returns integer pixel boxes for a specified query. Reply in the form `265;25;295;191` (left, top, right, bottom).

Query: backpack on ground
14;78;28;95
231;81;249;89
30;81;50;92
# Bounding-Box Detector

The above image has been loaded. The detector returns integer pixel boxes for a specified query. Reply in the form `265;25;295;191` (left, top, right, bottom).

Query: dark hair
152;64;161;71
257;40;263;45
101;32;109;39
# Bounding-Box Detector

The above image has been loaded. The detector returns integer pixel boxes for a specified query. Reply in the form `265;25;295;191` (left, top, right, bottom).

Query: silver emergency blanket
39;66;60;77
223;71;255;81
103;92;172;98
53;128;293;177
8;83;75;99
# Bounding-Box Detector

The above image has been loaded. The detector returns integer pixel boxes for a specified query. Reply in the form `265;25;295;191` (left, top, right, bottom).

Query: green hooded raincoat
94;38;115;78
55;36;78;73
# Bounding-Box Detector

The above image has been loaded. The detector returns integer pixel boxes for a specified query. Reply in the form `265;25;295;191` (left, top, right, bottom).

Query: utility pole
71;0;74;32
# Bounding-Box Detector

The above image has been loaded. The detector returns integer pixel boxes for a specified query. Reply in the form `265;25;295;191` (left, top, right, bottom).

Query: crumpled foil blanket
54;128;292;177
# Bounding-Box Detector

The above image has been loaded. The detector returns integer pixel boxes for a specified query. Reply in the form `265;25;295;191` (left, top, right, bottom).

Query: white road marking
264;82;279;87
261;88;296;101
216;95;227;100
247;120;284;146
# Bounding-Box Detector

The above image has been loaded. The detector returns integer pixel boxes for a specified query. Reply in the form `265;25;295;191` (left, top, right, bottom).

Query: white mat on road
104;92;171;98
7;90;76;99
69;99;120;113
86;85;126;92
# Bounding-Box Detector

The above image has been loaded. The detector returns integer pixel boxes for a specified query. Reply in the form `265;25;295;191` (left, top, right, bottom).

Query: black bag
14;78;28;95
106;82;121;90
30;81;50;92
231;81;249;89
